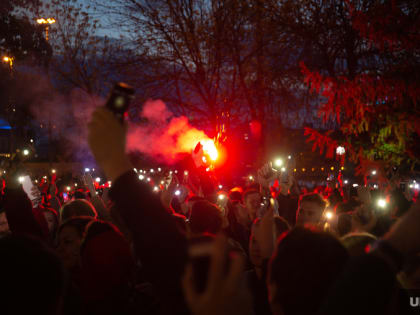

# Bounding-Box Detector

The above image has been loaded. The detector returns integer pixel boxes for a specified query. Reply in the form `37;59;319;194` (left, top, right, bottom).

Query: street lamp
36;18;56;41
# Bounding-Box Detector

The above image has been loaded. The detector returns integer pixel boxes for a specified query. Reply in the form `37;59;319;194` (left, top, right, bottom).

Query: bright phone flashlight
274;158;283;167
377;199;387;208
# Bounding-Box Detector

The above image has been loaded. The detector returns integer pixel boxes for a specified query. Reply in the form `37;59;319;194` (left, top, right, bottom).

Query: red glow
127;100;219;164
249;121;262;139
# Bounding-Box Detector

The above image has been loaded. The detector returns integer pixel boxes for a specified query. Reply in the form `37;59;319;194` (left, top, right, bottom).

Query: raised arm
88;107;189;314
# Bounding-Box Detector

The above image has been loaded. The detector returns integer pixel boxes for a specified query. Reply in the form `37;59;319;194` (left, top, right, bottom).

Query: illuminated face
43;211;57;233
296;201;324;226
0;212;10;236
244;192;262;221
57;226;82;269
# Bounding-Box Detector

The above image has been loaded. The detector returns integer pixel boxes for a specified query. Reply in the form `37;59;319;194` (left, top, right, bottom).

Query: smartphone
105;82;135;123
189;237;214;293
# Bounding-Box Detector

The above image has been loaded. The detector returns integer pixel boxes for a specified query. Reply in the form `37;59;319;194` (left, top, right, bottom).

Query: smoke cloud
127;99;212;164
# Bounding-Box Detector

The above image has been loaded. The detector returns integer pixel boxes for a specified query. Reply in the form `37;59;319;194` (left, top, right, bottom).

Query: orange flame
202;139;218;161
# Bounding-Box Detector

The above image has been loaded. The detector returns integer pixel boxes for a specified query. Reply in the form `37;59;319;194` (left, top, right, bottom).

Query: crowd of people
0;107;419;315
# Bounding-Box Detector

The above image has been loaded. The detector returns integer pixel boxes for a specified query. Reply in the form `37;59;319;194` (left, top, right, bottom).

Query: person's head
57;216;94;269
296;193;328;226
341;232;377;257
60;199;97;222
228;190;243;203
42;207;59;235
80;221;134;305
249;219;263;267
0;211;10;237
189;200;223;236
243;189;262;221
268;227;349;315
0;235;65;314
74;190;87;200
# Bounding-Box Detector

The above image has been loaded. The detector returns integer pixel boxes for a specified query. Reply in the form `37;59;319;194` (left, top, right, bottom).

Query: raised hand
161;174;179;210
88;108;132;181
182;235;251;315
257;162;278;189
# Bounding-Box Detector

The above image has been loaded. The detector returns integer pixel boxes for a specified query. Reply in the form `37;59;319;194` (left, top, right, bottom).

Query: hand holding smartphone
105;82;135;123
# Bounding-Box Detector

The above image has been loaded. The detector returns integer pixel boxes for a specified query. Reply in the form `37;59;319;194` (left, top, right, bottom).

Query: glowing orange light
37;18;56;24
202;139;218;161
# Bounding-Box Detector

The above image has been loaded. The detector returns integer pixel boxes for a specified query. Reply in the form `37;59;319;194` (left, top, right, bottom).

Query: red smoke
127;100;215;164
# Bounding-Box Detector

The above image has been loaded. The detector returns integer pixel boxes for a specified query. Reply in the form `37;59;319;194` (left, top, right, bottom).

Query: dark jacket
109;170;189;315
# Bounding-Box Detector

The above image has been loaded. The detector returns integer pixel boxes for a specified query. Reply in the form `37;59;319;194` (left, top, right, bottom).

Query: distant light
147;177;151;182
249;175;254;181
160;181;165;185
341;166;345;170
377;199;387;208
23;149;29;156
353;184;359;187
85;168;90;172
409;184;414;188
92;169;95;172
336;146;345;155
30;139;34;143
325;211;333;220
158;168;161;172
371;170;377;175
95;177;101;183
321;167;324;171
294;169;297;172
169;171;173;175
75;183;78;187
288;155;292;159
43;176;47;179
373;184;378;189
218;185;223;189
344;180;348;184
174;190;181;196
414;184;419;190
205;167;210;172
302;168;306;172
66;186;71;191
108;181;111;186
331;166;334;171
175;170;178;174
218;194;225;200
18;176;24;183
153;186;159;192
274;158;283;167
35;180;38;183
150;169;154;173
51;169;56;174
184;170;189;176
139;175;144;180
202;156;207;164
133;168;138;173
281;167;286;172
